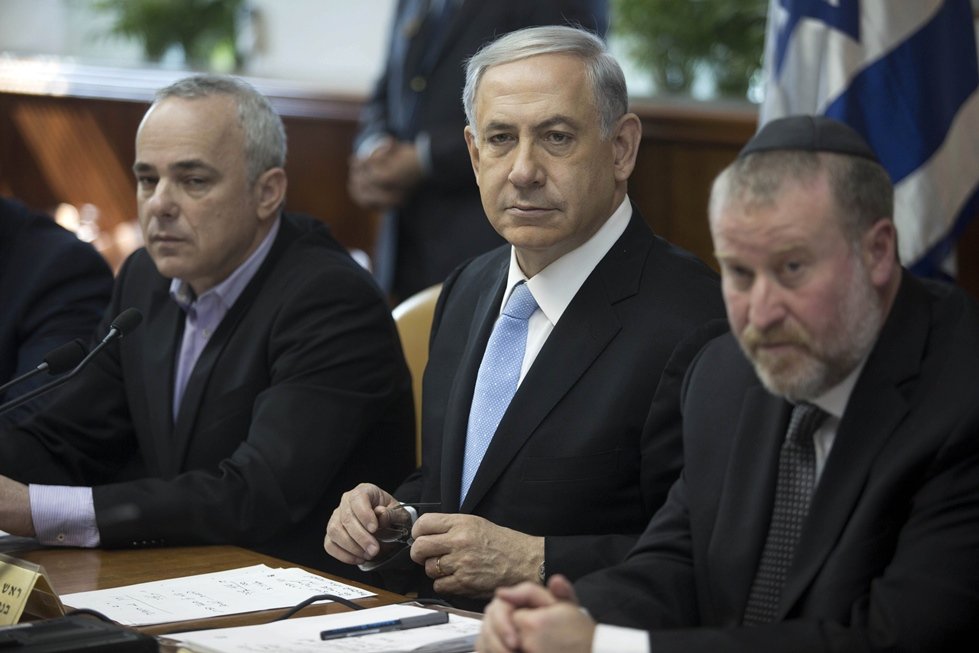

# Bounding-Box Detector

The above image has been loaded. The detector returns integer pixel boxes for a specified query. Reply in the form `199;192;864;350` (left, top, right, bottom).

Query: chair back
392;284;442;465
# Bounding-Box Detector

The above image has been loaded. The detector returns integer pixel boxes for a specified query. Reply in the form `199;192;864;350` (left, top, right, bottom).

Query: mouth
149;234;184;244
752;341;806;359
506;204;556;217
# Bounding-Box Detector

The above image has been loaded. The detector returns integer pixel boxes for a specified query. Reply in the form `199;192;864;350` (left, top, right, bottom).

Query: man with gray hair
478;115;979;652
325;25;725;608
0;75;414;577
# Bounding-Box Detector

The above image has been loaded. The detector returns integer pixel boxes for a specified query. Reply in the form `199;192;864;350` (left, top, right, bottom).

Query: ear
464;125;480;183
611;113;642;183
254;167;288;221
861;217;898;287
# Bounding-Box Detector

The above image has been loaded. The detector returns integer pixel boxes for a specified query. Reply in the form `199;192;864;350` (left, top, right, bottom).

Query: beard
737;264;884;402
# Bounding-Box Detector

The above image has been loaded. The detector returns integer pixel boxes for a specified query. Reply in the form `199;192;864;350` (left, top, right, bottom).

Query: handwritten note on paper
174;604;481;653
60;564;374;626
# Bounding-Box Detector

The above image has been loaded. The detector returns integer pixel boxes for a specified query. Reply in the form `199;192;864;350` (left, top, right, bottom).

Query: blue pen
319;611;449;640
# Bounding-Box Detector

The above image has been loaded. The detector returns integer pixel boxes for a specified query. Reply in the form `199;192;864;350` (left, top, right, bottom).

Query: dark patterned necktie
743;402;829;625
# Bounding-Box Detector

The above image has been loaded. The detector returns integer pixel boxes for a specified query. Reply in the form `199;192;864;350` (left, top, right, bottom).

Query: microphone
0;308;144;418
103;308;143;344
0;339;87;397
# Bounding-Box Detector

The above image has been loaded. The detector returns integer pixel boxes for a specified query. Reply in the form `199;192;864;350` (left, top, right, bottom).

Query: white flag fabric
760;0;979;276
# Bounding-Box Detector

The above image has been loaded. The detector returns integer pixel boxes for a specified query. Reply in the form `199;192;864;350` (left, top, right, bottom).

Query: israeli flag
760;0;979;277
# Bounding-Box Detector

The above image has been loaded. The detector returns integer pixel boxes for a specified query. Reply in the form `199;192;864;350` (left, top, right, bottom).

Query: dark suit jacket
576;273;979;652
393;209;726;607
0;197;113;426
0;213;415;578
358;0;608;299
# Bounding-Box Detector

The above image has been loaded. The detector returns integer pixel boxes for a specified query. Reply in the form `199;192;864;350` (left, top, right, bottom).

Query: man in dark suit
349;0;608;301
478;116;979;652
0;197;113;426
325;26;725;608
0;75;414;577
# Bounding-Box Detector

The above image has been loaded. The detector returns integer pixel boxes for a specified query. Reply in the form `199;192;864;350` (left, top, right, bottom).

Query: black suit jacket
0;197;112;426
577;273;979;652
358;0;608;299
394;209;726;606
0;214;415;577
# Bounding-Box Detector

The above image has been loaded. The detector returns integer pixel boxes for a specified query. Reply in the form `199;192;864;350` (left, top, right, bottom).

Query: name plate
0;553;64;625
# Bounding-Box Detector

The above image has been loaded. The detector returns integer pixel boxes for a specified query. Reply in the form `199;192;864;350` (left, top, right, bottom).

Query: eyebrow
713;243;809;264
482;114;582;134
536;115;581;131
132;159;217;175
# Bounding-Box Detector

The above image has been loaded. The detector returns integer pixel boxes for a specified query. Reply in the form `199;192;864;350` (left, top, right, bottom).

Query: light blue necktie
460;282;538;502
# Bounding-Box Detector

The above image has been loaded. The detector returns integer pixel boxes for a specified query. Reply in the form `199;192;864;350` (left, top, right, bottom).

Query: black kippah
738;114;881;163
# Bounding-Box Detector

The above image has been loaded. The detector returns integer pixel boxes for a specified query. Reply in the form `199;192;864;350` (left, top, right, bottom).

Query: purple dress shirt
30;219;280;547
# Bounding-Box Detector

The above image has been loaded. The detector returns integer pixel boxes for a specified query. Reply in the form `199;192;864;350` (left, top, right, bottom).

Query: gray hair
154;74;287;183
710;149;894;242
462;25;627;140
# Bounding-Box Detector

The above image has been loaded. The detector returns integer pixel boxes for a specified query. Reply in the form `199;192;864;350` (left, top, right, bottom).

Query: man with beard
477;115;979;652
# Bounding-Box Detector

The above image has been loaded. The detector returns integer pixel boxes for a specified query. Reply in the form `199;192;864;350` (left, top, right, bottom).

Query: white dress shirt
503;196;631;383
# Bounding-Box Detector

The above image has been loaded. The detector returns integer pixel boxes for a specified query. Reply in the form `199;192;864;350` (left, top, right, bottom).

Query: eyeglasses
375;502;441;545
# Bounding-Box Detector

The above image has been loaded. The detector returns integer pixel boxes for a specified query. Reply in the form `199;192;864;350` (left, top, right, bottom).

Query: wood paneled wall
1;64;977;297
629;100;756;273
0;79;379;267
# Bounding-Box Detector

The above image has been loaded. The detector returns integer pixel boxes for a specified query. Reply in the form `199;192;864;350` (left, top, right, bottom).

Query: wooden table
1;539;408;636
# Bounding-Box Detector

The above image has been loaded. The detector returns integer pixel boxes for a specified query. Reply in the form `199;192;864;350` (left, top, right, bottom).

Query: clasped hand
477;576;596;653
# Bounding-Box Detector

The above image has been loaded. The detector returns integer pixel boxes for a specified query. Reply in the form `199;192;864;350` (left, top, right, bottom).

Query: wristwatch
537;560;546;584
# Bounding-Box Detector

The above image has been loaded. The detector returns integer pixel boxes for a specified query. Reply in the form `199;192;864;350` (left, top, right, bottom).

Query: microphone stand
0;309;142;418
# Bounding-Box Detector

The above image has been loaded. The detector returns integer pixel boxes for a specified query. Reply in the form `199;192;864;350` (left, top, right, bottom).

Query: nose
747;275;787;332
507;141;545;188
143;179;177;221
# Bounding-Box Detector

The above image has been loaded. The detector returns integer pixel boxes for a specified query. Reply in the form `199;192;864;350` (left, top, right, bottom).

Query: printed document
172;604;479;653
61;564;374;626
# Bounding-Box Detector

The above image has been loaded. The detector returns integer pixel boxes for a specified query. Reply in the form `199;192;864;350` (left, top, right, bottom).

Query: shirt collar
169;217;281;312
503;196;631;324
808;355;870;420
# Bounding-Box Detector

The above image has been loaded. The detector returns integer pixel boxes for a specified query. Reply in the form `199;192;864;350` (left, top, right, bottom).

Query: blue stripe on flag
824;0;978;183
774;0;860;77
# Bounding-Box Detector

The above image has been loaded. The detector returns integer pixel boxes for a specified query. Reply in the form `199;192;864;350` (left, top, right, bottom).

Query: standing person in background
349;0;609;302
0;196;113;426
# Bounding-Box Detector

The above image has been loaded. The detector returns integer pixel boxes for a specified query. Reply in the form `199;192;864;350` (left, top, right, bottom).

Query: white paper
173;604;480;653
60;564;375;626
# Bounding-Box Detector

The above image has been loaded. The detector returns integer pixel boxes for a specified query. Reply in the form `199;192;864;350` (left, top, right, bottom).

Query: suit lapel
170;312;232;461
708;386;791;620
779;275;927;617
458;218;650;513
440;259;508;512
170;219;295;465
142;285;182;474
